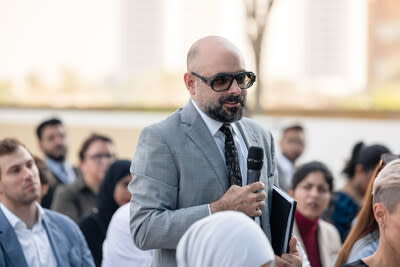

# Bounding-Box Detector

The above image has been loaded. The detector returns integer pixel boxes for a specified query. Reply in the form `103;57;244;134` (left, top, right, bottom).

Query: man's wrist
210;200;223;214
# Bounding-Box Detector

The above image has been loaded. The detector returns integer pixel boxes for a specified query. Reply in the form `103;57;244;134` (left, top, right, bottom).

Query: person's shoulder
319;219;339;232
140;107;183;134
332;192;358;209
340;259;369;267
319;219;341;240
113;203;130;221
239;117;272;135
44;208;79;229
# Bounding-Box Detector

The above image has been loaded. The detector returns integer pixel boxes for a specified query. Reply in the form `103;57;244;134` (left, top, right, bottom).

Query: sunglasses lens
236;72;254;89
212;75;233;91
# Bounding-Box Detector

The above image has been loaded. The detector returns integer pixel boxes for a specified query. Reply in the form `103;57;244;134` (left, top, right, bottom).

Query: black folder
270;185;297;256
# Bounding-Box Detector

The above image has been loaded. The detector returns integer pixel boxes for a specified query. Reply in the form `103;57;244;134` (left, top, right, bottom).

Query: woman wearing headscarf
340;159;400;267
176;211;275;267
79;159;132;267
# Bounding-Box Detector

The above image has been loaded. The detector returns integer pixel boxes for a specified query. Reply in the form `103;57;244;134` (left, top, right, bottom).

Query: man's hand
210;182;266;217
274;236;302;267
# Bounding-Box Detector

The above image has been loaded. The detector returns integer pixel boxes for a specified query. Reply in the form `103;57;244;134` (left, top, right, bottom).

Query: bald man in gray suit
129;36;304;267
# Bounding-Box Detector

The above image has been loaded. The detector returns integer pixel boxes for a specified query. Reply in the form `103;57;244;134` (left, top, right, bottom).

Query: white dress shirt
277;153;295;190
0;202;58;267
102;203;153;267
45;157;77;184
191;100;248;184
191;100;261;225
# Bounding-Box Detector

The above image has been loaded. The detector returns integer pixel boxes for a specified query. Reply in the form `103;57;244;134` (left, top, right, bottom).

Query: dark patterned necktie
220;123;242;186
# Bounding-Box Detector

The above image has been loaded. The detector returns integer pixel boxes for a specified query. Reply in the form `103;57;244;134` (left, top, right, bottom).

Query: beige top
293;219;342;267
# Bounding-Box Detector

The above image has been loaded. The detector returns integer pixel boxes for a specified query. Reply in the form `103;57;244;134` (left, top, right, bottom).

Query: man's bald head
186;36;245;73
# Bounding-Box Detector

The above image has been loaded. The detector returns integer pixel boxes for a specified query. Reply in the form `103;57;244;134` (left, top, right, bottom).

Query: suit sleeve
129;126;210;250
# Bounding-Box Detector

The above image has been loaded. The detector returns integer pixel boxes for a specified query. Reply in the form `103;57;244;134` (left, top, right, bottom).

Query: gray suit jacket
0;207;95;267
129;101;279;267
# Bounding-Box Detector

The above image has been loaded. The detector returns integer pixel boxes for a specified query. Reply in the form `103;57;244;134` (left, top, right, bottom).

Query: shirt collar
191;99;239;136
0;202;44;230
45;157;65;170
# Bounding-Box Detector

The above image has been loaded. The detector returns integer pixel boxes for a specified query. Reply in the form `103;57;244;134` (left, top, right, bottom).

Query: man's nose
23;166;34;180
227;79;242;95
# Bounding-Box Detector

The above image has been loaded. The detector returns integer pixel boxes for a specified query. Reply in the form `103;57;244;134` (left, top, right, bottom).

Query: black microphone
247;146;264;185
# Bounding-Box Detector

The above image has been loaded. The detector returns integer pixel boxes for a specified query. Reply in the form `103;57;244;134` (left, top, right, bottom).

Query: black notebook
270;184;297;256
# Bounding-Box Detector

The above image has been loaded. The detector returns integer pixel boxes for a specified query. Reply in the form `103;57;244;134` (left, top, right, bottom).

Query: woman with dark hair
289;161;341;267
323;142;390;242
79;159;132;267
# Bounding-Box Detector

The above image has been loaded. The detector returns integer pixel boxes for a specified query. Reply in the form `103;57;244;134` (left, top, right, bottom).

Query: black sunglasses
191;71;256;92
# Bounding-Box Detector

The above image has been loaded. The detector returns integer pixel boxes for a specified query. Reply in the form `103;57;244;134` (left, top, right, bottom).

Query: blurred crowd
0;115;398;267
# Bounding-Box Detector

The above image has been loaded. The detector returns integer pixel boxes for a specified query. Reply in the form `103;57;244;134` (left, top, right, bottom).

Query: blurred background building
0;0;399;186
2;0;398;110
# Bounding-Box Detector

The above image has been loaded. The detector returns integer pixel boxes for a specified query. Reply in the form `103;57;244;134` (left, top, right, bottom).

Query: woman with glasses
289;161;341;267
51;133;115;223
340;159;400;267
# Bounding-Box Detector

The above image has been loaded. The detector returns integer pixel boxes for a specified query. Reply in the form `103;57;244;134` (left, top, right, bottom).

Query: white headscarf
176;211;275;267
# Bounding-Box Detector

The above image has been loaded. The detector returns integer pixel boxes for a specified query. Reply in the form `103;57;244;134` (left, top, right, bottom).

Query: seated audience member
33;155;56;203
51;133;115;223
323;142;390;241
102;203;153;267
289;161;341;267
0;138;94;267
335;154;399;266
36;118;79;208
176;211;275;267
340;159;400;267
79;159;132;267
277;124;305;192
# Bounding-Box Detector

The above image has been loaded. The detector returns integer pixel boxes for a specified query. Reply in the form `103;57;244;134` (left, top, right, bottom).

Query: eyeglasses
88;153;115;162
191;71;256;92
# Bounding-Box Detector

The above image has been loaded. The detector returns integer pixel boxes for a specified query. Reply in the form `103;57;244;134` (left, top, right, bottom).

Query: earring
379;222;385;228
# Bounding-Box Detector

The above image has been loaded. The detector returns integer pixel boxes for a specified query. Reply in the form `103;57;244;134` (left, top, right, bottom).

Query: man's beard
205;94;246;123
46;146;67;162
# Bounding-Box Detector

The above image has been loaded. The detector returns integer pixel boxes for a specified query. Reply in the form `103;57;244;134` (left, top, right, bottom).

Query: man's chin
47;154;66;162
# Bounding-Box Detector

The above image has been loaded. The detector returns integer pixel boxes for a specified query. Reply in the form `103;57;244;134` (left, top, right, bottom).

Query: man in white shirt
36;118;78;208
0;138;94;267
129;36;305;267
277;124;305;191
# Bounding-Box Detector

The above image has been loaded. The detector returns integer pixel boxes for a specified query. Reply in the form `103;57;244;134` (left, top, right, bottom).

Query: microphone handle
247;169;261;185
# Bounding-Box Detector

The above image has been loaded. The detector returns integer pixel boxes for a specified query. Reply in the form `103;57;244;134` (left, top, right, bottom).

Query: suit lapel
236;120;273;239
0;209;29;267
181;102;229;191
42;213;65;266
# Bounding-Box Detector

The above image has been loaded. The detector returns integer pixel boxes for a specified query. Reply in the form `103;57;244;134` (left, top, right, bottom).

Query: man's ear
184;73;196;95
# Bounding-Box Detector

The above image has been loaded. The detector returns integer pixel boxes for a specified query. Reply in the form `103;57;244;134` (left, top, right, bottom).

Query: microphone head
247;146;264;171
